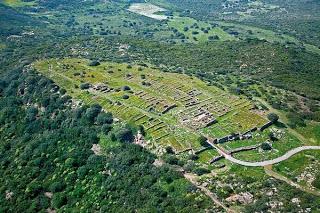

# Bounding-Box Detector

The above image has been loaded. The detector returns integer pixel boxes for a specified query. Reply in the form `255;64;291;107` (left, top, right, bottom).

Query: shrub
193;167;210;176
122;85;131;91
198;136;209;147
164;155;179;165
122;95;129;99
267;113;279;123
88;60;100;66
80;83;90;90
114;127;134;143
52;193;67;208
49;182;66;193
165;146;175;154
261;142;272;151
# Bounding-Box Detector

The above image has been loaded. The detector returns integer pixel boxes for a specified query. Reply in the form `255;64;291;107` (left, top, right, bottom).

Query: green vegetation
1;0;36;7
273;150;320;189
0;66;217;212
168;16;236;42
1;0;320;211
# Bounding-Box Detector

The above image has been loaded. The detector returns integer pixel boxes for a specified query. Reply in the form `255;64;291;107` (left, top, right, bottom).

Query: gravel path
212;144;320;167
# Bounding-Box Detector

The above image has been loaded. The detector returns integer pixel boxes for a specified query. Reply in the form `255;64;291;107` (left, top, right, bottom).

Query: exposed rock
134;131;147;147
44;192;53;199
153;159;164;167
5;191;13;200
226;192;253;204
46;208;56;213
291;197;300;204
91;144;102;156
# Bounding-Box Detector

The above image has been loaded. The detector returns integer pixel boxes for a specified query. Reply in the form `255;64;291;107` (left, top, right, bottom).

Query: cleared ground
128;3;168;20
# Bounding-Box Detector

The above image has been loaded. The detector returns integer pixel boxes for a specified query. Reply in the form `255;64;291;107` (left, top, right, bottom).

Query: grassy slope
1;0;36;7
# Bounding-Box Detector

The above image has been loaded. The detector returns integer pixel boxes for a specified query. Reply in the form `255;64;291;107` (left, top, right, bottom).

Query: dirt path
183;173;237;213
264;166;320;197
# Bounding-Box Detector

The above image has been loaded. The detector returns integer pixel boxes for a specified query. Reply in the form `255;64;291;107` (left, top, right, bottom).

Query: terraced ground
34;58;268;154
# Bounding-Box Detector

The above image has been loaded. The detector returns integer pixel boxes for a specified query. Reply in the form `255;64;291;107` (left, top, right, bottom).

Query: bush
268;132;278;141
164;155;179;165
88;60;100;66
102;124;112;134
96;112;113;125
52;193;67;208
122;85;131;91
49;182;66;193
122;95;129;99
80;83;90;90
313;175;320;189
193;167;210;176
267;113;279;123
114;127;134;143
198;136;209;147
165;146;175;154
261;142;272;151
287;112;306;128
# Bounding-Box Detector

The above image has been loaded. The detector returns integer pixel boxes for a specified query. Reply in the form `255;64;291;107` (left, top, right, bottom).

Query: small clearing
128;3;167;20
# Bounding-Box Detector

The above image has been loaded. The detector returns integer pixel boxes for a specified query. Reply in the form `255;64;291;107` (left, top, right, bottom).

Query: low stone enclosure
215;121;273;144
209;143;262;164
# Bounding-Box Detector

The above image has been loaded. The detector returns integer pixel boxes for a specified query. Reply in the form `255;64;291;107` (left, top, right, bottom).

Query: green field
167;15;320;55
1;0;36;7
273;150;320;188
168;16;236;42
296;122;320;145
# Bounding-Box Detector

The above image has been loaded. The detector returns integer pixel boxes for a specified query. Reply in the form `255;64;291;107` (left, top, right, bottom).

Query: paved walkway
210;142;320;167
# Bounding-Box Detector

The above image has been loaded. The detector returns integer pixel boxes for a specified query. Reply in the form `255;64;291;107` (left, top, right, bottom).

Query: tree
122;94;129;99
52;193;67;208
165;146;175;154
96;112;113;125
261;142;272;151
114;127;134;143
85;105;102;122
80;83;90;90
122;85;131;91
267;113;279;123
268;132;277;141
88;60;100;66
49;182;66;193
198;136;209;147
138;125;146;136
102;124;112;134
164;155;179;165
313;175;320;189
193;167;210;176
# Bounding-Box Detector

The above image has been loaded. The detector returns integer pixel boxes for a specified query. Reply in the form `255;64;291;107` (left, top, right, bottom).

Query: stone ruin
92;83;113;93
